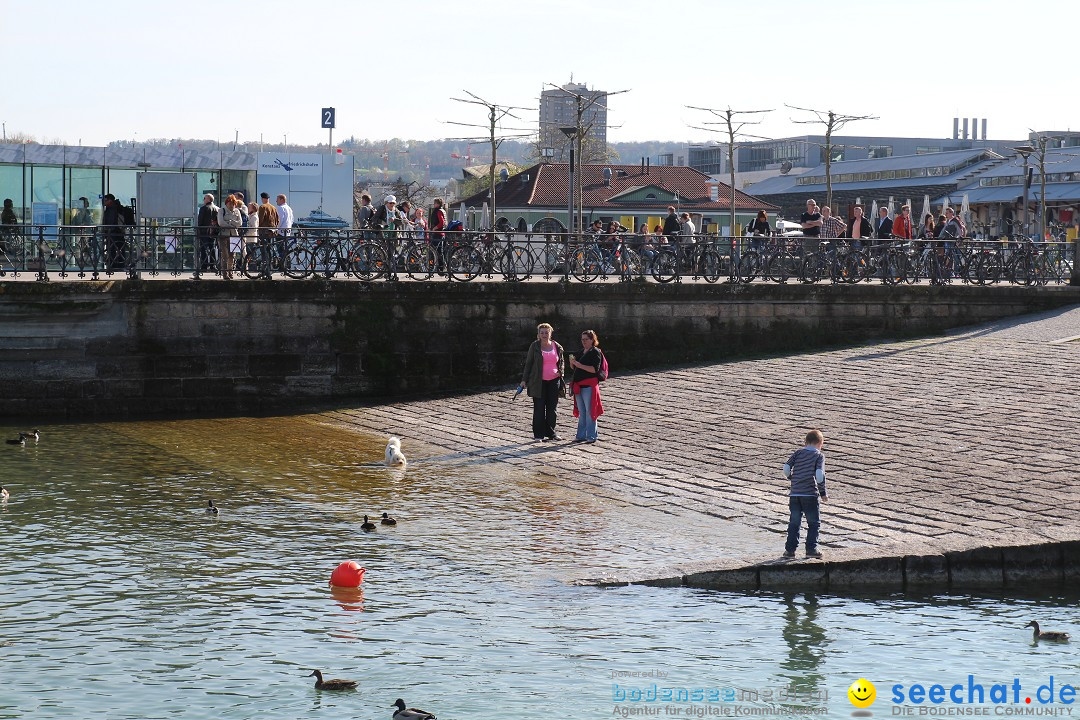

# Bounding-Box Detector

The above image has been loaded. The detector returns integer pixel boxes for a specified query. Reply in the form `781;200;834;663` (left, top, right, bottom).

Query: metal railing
0;225;1075;286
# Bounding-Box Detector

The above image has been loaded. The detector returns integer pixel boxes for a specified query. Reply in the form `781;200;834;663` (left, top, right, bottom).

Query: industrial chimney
962;118;969;140
981;119;987;140
971;117;978;140
953;118;959;140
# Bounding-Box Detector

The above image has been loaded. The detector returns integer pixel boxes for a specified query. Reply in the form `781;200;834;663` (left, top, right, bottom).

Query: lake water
1;416;1077;719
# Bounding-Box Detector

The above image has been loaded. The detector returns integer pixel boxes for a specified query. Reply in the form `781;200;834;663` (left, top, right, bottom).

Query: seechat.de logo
848;678;877;715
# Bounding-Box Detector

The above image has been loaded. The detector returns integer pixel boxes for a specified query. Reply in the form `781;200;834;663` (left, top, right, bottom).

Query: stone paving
320;305;1080;583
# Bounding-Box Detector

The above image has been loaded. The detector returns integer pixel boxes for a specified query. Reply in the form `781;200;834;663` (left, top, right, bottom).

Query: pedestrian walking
518;323;566;442
782;429;828;559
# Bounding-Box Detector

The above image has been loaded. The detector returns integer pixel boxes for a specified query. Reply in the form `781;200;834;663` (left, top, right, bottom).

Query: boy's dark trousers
785;495;820;553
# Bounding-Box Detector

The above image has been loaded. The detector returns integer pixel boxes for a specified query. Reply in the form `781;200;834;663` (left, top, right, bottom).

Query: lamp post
559;127;577;233
1010;144;1035;239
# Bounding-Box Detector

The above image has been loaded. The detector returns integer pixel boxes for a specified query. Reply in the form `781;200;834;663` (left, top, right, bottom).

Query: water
2;418;1077;719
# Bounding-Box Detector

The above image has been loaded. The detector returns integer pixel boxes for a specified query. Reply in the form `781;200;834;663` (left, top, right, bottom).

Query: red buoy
329;561;366;588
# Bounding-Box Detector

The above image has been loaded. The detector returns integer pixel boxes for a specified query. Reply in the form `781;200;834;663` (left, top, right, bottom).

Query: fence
0;225;1075;286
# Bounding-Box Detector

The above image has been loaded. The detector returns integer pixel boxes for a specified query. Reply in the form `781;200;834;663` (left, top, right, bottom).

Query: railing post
1071;233;1079;286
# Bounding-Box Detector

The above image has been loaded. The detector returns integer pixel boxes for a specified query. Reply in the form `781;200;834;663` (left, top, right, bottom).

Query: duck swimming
361;515;377;531
392;698;436;720
307;669;357;691
380;512;397;526
24;430;40;442
206;499;219;515
5;433;26;446
1;486;8;500
1026;621;1070;642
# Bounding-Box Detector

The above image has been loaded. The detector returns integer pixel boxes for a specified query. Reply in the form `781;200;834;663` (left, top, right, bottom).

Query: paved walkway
320;305;1080;583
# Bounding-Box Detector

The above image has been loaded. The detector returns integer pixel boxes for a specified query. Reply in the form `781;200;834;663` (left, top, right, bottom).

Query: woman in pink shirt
518;322;567;441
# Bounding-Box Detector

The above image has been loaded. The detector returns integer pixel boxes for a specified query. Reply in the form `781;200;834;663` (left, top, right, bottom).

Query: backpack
597;351;609;382
119;205;136;226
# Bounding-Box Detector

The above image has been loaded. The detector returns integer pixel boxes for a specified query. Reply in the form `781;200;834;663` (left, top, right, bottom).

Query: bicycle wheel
616;248;643;279
839;251;869;283
405;244;436;280
801;252;826;283
651;248;678;283
349;242;388;281
973;253;1002;285
881;251;905;285
447;245;483;281
699;249;723;283
570;247;603;283
498;245;535;280
283;246;314;279
736;251;761;283
540;241;567;275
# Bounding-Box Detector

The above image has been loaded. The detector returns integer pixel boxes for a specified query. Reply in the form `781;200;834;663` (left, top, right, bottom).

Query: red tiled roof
461;163;777;211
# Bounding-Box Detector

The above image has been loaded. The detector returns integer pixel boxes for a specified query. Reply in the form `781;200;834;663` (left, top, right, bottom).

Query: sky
4;0;1076;148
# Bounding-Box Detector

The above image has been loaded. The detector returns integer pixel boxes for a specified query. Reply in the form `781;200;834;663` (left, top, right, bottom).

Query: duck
23;430;40;442
392;698;436;720
307;669;357;691
361;515;377;531
5;433;26;446
380;512;397;526
1026;621;1070;642
1;486;8;500
206;499;219;515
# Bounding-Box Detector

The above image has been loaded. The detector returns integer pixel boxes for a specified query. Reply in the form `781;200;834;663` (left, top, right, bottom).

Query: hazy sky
4;0;1075;147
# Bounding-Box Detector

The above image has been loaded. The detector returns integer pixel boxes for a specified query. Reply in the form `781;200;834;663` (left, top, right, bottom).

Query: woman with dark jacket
518;323;566;441
569;329;604;444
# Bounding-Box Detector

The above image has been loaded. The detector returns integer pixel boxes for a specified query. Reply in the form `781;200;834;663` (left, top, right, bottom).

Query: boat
295;208;350;229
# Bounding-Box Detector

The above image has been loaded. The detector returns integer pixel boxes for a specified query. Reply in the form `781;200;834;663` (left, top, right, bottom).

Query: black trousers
532;378;561;439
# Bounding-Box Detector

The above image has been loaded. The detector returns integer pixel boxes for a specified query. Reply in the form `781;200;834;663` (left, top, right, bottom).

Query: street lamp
1011;144;1035;239
559;127;577;233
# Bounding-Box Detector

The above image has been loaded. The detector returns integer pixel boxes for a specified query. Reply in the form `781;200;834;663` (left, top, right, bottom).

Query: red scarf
571;377;604;419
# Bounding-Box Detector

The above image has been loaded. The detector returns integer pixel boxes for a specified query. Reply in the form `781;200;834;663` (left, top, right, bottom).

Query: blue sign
321;107;335;129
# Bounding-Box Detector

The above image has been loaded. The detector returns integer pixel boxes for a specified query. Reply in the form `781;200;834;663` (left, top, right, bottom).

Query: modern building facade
0;143;354;227
539;81;608;164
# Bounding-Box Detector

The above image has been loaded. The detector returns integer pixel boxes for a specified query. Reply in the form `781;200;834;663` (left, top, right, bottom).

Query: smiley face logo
848;678;876;708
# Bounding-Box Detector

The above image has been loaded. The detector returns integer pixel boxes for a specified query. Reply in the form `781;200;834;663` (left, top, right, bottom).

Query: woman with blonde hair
216;194;243;280
518;323;566;441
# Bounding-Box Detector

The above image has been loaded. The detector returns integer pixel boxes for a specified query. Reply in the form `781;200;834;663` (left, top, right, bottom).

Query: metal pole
567;147;574;234
1021;158;1030;239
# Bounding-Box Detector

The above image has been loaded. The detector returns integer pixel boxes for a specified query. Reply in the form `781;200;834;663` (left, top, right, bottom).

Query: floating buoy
329;561;366;588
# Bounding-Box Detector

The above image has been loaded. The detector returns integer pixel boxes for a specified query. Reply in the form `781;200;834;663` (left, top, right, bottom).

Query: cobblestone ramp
321;305;1080;587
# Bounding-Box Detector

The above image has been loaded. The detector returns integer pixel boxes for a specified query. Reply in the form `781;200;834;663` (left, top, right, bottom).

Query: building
0;143;354;227
539;81;608;164
748;148;1005;223
458;162;776;233
689;121;1023;191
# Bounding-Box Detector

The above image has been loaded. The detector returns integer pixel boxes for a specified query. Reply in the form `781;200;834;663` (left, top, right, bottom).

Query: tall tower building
539;81;608;164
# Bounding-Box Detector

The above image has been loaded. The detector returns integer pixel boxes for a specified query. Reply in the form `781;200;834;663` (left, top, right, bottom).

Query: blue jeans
785;495;820;553
575;385;598;441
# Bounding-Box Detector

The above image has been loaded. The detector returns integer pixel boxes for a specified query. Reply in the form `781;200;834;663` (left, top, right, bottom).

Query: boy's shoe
782;551;796;558
805;549;823;559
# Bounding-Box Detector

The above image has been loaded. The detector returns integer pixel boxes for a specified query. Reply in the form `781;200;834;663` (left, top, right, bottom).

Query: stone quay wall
0;280;1077;418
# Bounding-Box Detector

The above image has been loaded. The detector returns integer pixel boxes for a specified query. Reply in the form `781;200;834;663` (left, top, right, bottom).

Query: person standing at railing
846;205;872;251
937;207;964;271
197;194;219;272
276;194;294;257
818;206;846;255
100;193;126;270
242;202;259;271
1;198;18;254
747;210;772;253
662;206;681;238
892;205;913;240
800;199;822;256
428;197;447;269
216;194;243;281
257;192;279;260
357;193;374;228
874;206;893;240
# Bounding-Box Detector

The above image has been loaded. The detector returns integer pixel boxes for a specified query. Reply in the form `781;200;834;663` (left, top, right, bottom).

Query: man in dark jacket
100;194;126;268
197;193;219;271
662;206;681;238
875;207;893;239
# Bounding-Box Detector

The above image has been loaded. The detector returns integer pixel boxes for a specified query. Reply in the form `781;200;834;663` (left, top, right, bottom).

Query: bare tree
787;105;878;209
448;90;534;229
688;105;772;235
1027;131;1064;240
542;83;629;232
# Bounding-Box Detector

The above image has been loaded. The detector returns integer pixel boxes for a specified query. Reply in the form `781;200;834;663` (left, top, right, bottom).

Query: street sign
321;107;336;129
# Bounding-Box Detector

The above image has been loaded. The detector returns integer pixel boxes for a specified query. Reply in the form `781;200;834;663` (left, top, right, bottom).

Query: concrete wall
0;280;1077;418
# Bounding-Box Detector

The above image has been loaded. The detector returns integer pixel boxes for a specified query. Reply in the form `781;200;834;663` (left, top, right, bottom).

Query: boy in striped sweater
782;429;828;559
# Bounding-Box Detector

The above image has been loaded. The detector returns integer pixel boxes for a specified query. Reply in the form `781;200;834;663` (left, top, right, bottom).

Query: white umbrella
887;196;895;217
458;201;466;228
941;197;951;215
870;200;879;223
481;202;490;231
920;194;931;225
960;193;970;228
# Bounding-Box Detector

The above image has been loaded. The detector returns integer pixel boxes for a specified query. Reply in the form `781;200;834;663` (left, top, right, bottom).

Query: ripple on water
1;419;1077;719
